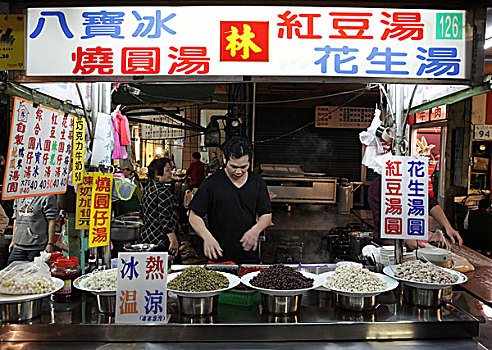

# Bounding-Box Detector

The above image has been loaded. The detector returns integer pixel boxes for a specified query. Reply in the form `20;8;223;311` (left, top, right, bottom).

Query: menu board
315;106;374;129
140;115;184;139
2;97;73;200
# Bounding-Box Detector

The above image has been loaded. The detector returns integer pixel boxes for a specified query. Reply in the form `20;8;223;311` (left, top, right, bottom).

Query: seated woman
140;158;179;255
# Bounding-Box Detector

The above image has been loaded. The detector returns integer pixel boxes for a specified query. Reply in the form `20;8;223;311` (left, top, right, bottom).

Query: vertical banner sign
0;15;25;70
381;155;429;240
72;116;85;184
2;97;74;200
116;252;168;324
75;172;93;229
89;172;113;247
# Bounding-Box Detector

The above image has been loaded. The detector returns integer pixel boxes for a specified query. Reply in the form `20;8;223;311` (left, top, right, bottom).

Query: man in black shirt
188;137;272;264
465;198;492;254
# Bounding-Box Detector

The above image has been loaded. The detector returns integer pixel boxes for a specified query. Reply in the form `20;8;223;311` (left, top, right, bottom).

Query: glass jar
47;251;63;269
51;256;82;302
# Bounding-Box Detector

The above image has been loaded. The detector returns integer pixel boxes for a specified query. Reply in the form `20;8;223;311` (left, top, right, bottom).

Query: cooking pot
110;220;142;242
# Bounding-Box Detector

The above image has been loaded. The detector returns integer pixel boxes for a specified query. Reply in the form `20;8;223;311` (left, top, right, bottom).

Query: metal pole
393;84;404;265
251;82;256;168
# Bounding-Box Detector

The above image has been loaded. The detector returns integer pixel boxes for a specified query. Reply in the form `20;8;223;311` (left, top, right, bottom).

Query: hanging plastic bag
113;177;137;201
0;252;55;295
359;110;391;174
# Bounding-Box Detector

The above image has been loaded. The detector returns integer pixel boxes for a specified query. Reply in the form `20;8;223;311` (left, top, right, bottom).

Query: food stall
0;3;491;348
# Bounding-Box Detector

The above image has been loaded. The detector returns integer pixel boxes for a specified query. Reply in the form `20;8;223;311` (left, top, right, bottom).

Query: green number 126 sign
436;13;463;40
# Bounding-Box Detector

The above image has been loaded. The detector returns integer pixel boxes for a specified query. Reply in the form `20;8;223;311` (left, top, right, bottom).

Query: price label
474;125;492;140
436;13;463;40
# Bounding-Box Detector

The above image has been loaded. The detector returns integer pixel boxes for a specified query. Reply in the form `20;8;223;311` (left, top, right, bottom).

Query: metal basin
403;285;443;308
334;292;377;311
262;294;302;315
0;299;42;322
110;220;141;242
96;294;116;314
178;296;215;315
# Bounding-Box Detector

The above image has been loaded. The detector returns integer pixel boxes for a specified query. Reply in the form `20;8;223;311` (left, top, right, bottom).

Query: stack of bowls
379;246;414;266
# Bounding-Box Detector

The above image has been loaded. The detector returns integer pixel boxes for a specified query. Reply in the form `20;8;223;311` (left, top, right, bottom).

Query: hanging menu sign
116;252;168;324
381;155;429;240
72;116;85;184
315;106;374;129
75;172;93;229
2;97;73;200
89;172;113;247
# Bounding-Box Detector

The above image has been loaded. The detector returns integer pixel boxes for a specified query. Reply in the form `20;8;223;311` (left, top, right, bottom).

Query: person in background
188;137;272;264
368;175;463;250
186;152;205;189
464;197;492;255
140;158;179;255
119;166;142;215
8;195;59;264
0;155;8;234
208;151;221;174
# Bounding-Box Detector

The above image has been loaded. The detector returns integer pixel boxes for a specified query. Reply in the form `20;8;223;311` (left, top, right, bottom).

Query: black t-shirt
188;169;272;264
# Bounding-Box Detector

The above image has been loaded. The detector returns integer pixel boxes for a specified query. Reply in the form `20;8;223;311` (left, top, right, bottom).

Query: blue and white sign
26;7;471;79
381;155;429;240
116;252;168;324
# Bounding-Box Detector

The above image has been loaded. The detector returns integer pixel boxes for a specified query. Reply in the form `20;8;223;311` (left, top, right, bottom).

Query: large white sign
27;7;471;79
381;155;429;240
2;97;73;200
116;252;168;324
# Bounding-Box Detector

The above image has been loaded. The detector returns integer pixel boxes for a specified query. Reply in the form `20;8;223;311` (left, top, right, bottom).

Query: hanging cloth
111;112;128;159
113;110;131;146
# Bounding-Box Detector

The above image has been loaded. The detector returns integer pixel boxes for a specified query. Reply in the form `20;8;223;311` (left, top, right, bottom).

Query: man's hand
46;244;54;253
168;233;179;255
203;236;223;260
445;226;463;246
8;241;14;253
240;228;260;251
404;239;430;251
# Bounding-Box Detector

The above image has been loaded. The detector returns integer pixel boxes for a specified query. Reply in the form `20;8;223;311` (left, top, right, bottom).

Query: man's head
223;137;253;180
148;158;172;183
192;152;201;160
479;198;491;211
122;167;133;179
211;152;217;159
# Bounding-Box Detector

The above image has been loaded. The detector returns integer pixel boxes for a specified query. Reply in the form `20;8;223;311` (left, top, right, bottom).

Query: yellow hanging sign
89;172;113;247
75;172;93;229
72;116;85;184
0;15;24;70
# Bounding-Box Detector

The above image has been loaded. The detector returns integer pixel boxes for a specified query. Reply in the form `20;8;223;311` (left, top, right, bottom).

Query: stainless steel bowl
0;299;42;322
334;293;377;311
403;285;443;308
124;243;157;252
261;294;302;315
96;294;116;314
178;296;215;315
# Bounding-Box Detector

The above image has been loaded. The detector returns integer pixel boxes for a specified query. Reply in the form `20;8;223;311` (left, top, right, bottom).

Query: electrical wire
255;84;377;144
127;85;375;106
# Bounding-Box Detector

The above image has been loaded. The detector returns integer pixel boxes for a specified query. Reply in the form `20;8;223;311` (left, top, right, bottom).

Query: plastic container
51;256;82;302
218;290;260;307
47;252;63;269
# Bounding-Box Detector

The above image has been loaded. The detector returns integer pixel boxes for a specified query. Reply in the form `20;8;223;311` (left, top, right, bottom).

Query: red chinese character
91;227;108;244
14;134;24;145
60;129;66;140
83;175;93;185
80;186;91;196
385;217;402;235
57;154;63;165
55;167;61;177
68;131;73;140
72;46;114;75
26;152;33;164
28;137;36;150
43;153;49;165
94;193;110;209
93;210;109;226
24;166;32;179
36;109;43;121
121;47;160;74
385;197;402;215
58;142;65;153
51;113;58;125
385;179;402;196
220;21;269;62
329;12;373;39
44;140;51;152
9;170;20;181
6;182;18;192
50;127;56;138
168;46;209;75
95;177;111;192
385;160;402;177
381;12;424;41
16;122;26;134
34;123;41;136
62;115;68;128
44;166;51;177
277;11;322;39
119;290;138;314
145;256;165;280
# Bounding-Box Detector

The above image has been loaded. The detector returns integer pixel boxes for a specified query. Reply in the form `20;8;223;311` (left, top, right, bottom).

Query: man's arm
189;210;223;260
430;204;463;245
46;219;56;252
9;219;16;252
240;213;273;251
